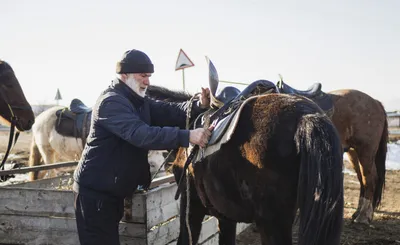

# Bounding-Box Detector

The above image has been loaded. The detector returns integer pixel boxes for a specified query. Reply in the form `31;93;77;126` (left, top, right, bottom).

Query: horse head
0;60;35;131
146;85;192;102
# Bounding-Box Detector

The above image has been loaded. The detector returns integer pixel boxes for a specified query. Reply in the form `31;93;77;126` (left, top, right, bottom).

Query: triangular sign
54;88;62;100
175;49;195;71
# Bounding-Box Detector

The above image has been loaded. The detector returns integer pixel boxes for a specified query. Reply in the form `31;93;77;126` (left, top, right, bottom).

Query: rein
147;92;201;187
0;89;22;180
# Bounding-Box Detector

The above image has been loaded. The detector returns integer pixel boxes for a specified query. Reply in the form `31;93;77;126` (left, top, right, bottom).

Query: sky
1;0;399;110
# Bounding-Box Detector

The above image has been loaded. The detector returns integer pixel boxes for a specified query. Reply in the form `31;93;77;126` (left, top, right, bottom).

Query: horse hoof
353;215;371;225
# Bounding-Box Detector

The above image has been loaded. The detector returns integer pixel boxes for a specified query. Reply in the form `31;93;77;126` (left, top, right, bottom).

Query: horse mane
146;85;192;102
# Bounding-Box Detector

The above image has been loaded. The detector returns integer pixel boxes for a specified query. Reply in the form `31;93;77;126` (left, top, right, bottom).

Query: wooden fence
0;174;250;245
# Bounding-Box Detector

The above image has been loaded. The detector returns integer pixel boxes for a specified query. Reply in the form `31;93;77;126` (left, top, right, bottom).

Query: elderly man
73;49;211;245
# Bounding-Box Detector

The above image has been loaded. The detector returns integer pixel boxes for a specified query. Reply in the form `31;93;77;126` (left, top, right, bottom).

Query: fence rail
0;161;78;176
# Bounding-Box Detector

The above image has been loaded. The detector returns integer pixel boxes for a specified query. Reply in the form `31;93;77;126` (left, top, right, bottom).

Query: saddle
55;99;92;146
70;99;92;114
191;79;277;163
276;80;334;116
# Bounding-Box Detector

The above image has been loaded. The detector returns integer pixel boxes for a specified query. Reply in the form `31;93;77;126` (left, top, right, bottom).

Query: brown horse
0;60;34;131
275;79;388;225
328;89;388;224
146;83;344;244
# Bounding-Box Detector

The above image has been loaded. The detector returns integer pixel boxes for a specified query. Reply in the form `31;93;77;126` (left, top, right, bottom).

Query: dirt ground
1;131;400;244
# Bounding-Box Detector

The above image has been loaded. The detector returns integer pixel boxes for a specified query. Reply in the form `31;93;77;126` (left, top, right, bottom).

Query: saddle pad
193;95;265;163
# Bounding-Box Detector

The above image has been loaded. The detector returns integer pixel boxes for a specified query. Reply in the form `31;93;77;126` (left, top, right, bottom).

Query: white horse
28;105;167;181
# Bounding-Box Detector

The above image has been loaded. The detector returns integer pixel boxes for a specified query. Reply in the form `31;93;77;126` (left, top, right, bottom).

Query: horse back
328;89;386;146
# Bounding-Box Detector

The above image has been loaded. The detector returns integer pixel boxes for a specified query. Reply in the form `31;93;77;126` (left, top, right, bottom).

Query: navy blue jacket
73;79;204;199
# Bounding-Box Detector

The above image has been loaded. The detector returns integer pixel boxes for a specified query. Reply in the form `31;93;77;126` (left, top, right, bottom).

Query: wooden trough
0;173;250;245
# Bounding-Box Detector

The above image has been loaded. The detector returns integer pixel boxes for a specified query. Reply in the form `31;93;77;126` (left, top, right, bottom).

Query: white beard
125;75;146;97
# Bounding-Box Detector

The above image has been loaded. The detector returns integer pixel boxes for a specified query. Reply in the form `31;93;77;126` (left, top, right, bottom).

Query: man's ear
120;73;128;81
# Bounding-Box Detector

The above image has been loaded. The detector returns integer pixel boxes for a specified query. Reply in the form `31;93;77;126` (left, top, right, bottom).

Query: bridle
0;85;26;180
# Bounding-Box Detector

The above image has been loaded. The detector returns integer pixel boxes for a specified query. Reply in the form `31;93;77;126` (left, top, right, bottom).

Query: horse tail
373;101;388;209
28;134;42;181
295;113;344;245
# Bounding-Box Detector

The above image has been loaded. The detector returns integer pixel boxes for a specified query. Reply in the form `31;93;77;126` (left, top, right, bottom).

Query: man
73;49;211;245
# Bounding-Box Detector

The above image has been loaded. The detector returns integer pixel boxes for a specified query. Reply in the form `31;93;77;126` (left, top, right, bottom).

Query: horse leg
255;219;292;245
346;148;364;220
177;184;207;245
29;140;55;180
36;144;55;179
28;136;42;181
217;218;237;245
352;148;377;224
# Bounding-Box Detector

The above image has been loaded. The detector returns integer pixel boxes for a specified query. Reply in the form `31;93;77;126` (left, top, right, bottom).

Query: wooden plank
0;214;79;244
0;187;147;222
124;177;176;224
147;216;180;245
145;183;181;229
120;236;146;245
147;216;250;245
0;214;146;245
148;216;250;245
11;175;73;189
198;217;219;244
0;161;78;176
236;222;251;234
130;194;147;223
0;187;75;218
146;215;219;245
11;174;173;190
199;233;219;245
149;175;175;189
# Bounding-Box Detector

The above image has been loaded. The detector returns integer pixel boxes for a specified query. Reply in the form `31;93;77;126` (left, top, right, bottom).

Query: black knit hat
116;49;154;74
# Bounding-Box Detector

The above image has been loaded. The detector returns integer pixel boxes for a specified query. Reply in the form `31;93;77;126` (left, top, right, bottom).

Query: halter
0;87;22;180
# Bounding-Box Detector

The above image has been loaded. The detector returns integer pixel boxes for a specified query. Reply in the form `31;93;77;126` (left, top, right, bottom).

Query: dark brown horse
0;60;34;131
0;60;35;172
328;89;387;224
146;84;344;244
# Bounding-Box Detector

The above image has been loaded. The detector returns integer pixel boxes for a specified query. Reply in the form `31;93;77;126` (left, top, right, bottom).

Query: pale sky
1;0;399;110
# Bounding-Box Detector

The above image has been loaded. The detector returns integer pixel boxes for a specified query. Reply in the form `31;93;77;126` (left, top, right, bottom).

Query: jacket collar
111;78;145;107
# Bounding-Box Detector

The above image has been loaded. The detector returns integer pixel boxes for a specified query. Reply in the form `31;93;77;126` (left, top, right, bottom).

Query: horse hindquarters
295;114;344;245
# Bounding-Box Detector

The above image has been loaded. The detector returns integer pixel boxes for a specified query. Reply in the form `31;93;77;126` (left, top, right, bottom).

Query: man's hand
189;125;214;148
199;87;210;109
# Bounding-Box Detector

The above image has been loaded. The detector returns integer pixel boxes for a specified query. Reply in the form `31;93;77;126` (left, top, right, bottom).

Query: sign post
175;49;195;91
